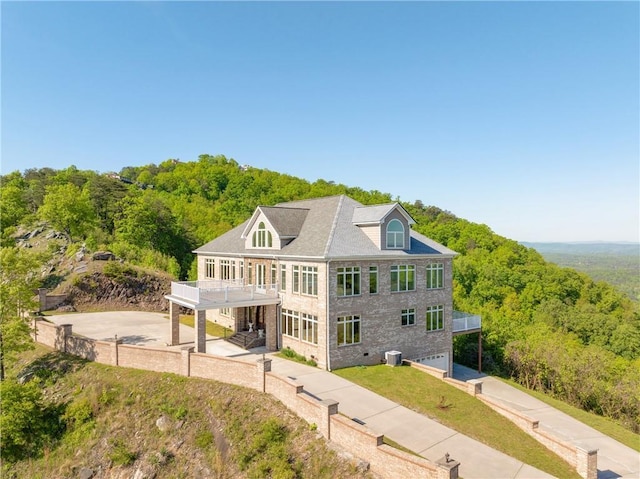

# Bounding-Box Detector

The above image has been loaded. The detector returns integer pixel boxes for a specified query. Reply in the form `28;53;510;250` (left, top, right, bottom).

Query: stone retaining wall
405;360;597;479
33;319;457;479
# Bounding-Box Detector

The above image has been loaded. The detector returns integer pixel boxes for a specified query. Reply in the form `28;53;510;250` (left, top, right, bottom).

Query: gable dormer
352;203;416;250
241;205;309;250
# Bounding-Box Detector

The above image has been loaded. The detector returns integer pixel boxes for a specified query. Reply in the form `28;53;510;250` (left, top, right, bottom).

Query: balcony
452;311;481;335
165;279;280;310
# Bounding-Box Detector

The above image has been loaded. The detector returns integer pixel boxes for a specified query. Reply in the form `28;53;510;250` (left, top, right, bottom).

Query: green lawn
334;364;580;479
499;378;640;452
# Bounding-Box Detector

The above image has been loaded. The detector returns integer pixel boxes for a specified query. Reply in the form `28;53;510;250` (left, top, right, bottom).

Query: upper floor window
280;265;286;292
301;266;318;296
369;266;378;294
386;219;405;249
337;267;360;297
252;222;273;248
426;305;444;331
391;265;415;292
292;266;300;293
205;258;215;279
220;259;235;281
271;263;277;286
426;263;444;289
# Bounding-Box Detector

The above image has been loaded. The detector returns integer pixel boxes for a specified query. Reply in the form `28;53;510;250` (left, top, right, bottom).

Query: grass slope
334;364;581;479
3;345;372;479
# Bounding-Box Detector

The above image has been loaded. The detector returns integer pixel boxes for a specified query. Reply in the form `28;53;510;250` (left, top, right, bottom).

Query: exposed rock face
59;272;171;312
92;251;116;261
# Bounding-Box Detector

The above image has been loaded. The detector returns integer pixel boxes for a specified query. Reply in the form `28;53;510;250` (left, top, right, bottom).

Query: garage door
417;353;448;371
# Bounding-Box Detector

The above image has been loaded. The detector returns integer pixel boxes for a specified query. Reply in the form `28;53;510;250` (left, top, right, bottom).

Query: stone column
181;346;194;377
195;310;206;353
319;399;339;440
436;454;460;479
56;324;73;352
576;446;597;479
467;379;482;397
38;288;48;312
169;301;181;346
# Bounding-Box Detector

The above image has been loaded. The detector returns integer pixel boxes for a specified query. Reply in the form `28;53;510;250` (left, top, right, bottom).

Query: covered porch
165;280;281;353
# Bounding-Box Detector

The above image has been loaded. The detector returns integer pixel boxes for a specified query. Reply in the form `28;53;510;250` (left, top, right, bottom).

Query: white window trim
337;266;361;297
386;219;405;249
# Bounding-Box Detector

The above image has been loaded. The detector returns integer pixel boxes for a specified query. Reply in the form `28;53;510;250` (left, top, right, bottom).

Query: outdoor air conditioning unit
385;350;402;366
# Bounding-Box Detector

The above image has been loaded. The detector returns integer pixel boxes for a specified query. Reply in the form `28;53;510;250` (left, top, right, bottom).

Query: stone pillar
56;324;73;352
181;346;193;377
436;454;460;479
195;310;206;353
257;357;272;392
467;379;482;396
576;446;597;479
38;288;48;312
169;301;181;346
265;304;278;351
319;399;339;440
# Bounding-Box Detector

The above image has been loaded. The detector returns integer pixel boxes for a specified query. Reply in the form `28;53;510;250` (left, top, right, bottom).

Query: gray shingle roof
194;195;456;259
259;206;308;238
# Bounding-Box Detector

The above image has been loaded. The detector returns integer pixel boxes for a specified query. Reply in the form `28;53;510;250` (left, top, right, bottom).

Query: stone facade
191;196;459;372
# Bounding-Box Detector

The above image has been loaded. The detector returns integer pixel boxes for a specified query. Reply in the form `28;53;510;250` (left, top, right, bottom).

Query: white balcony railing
170;280;279;305
452;311;481;333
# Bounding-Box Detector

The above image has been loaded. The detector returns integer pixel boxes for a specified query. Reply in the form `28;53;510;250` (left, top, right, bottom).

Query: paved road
47;312;639;479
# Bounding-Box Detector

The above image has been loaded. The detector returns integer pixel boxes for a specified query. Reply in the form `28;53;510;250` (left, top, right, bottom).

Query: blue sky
2;1;638;243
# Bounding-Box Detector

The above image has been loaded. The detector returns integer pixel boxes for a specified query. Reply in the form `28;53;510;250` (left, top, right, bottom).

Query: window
391;265;415;292
239;260;244;280
401;308;416;326
426;263;444;289
252;221;273;248
280;265;286;292
282;309;300;338
256;264;266;287
205;258;215;279
271;263;277;287
301;266;318;296
337;267;360;297
247;262;253;285
369;266;378;294
220;308;230;316
337;315;361;346
301;313;318;344
220;259;235;281
386;219;405;249
293;266;300;293
426;305;444;331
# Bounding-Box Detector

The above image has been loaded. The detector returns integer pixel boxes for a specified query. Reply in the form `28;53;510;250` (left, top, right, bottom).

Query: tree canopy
1;155;638;429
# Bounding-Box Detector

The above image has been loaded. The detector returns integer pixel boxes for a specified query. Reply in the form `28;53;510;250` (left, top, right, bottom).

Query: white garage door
417;353;448;371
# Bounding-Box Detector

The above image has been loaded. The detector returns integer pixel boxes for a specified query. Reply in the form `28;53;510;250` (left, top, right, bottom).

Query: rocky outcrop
59;272;171;312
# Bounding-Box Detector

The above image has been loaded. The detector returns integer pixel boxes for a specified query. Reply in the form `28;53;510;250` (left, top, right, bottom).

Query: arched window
386;219;405;249
252;222;273;248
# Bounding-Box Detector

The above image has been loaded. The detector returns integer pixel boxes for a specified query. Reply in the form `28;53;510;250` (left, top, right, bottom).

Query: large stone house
165;195;480;372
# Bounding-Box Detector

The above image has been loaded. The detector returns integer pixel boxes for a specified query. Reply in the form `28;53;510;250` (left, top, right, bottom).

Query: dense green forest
1;154;638;432
522;242;640;302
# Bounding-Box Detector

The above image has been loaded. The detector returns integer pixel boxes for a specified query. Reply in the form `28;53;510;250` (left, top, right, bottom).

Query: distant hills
522;242;639;256
523;242;639;302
